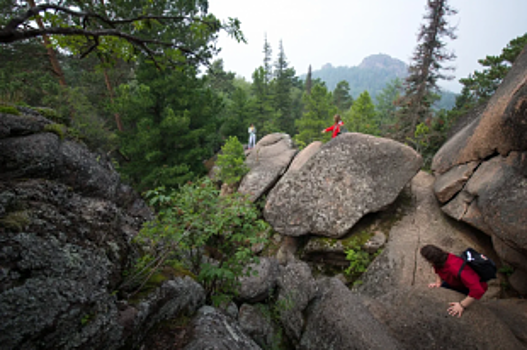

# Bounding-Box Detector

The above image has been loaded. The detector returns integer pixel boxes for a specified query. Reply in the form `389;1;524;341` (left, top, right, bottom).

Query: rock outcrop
184;306;262;350
356;171;527;349
0;111;203;349
264;133;422;238
432;45;527;295
238;133;297;202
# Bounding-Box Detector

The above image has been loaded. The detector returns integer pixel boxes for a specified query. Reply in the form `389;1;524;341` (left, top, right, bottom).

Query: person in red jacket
321;114;345;138
421;244;488;318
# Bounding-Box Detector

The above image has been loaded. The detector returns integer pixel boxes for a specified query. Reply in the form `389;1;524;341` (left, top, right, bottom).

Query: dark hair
420;244;448;268
334;114;342;124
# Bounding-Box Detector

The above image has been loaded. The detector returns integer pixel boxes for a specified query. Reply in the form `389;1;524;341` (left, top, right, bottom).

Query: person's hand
447;302;464;318
321;130;326;134
428;282;441;288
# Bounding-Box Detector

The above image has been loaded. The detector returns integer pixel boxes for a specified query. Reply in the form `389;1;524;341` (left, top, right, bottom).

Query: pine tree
263;34;273;85
345;90;379;136
294;83;337;147
306;65;313;95
273;40;296;134
376;78;403;133
397;0;457;141
333;80;354;112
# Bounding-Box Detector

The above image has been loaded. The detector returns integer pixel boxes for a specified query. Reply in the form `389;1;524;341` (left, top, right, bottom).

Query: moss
43;123;66;140
341;230;373;250
34;107;67;124
0;105;20;115
0;211;30;232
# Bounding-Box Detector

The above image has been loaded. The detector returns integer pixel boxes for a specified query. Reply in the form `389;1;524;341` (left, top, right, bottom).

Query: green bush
216;136;249;186
132;178;268;305
0;211;30;232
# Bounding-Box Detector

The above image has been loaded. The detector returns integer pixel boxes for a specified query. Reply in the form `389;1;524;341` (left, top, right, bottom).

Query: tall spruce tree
333;80;354;112
397;0;457;141
273;40;296;134
294;83;336;147
306;65;313;95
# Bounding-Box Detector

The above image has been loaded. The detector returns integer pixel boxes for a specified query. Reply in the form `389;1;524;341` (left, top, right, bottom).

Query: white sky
208;0;527;93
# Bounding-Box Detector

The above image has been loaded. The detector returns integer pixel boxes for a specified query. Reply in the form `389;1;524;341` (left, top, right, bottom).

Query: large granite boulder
183;306;262;350
299;278;402;350
238;303;281;349
238;133;297;202
264;133;422;238
237;257;280;303
276;261;318;344
356;171;527;349
432;45;527;175
432;46;527;295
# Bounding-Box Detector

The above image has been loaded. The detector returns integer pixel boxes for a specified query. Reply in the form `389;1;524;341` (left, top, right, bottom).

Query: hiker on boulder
321;114;345;138
248;124;257;149
420;244;488;318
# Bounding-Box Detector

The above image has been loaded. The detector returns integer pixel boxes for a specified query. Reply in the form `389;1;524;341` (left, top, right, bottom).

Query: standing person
248;124;257;149
321;114;345;138
420;244;488;318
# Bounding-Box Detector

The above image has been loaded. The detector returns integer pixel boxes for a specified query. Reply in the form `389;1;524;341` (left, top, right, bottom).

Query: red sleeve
324;125;335;132
460;267;487;299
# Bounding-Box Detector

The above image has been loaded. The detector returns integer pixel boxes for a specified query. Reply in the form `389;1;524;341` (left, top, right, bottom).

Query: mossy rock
34;107;68;125
43;123;67;140
0;211;30;232
0;105;21;116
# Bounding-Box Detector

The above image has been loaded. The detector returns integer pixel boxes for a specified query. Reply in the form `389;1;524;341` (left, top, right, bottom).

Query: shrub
0;211;30;232
35;107;68;125
216;136;249;186
131;178;268;305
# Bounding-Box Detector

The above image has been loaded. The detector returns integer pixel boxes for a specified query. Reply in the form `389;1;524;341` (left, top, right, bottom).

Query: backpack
457;248;497;282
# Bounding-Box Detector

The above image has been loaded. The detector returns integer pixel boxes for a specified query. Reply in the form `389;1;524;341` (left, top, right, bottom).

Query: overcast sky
208;0;527;93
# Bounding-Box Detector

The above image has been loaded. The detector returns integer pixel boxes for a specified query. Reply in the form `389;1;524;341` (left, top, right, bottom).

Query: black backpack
457;248;497;282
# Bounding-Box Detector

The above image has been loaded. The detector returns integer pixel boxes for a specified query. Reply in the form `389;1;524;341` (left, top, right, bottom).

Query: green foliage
0;105;19;115
43;123;67;140
35;107;67;125
345;90;380;136
342;232;380;280
216;136;248;186
135;178;268;304
333;80;354;112
498;265;514;277
375;78;402;132
115;62;222;190
294;83;336;145
458;33;527;106
0;211;30;232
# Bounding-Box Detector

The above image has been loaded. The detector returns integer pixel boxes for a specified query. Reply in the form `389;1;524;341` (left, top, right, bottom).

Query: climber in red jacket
421;244;488;318
321;114;345;138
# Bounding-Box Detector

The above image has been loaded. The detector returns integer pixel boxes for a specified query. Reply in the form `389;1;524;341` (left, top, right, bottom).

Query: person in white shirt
248;124;256;149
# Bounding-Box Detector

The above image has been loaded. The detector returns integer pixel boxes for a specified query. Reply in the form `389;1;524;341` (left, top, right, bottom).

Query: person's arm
448;296;476;318
322;125;335;133
428;274;441;288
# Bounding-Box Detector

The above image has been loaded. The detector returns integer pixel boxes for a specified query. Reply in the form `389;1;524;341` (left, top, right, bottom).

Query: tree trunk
27;0;67;87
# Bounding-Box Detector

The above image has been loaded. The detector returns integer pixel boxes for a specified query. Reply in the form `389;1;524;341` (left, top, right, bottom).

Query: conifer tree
263;34;273;85
294;83;336;147
273;40;296;134
306;65;313;95
333;80;354;112
345;90;379;136
397;0;457;141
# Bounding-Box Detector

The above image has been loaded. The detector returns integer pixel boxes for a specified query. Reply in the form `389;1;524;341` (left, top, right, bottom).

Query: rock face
237;257;280;303
356;171;527;349
264;133;422;238
0;111;205;349
238;133;297;202
432;46;527;293
184;306;262;350
300;278;402;350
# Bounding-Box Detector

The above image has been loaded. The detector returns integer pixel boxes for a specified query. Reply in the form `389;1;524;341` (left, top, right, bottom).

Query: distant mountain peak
358;54;407;74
